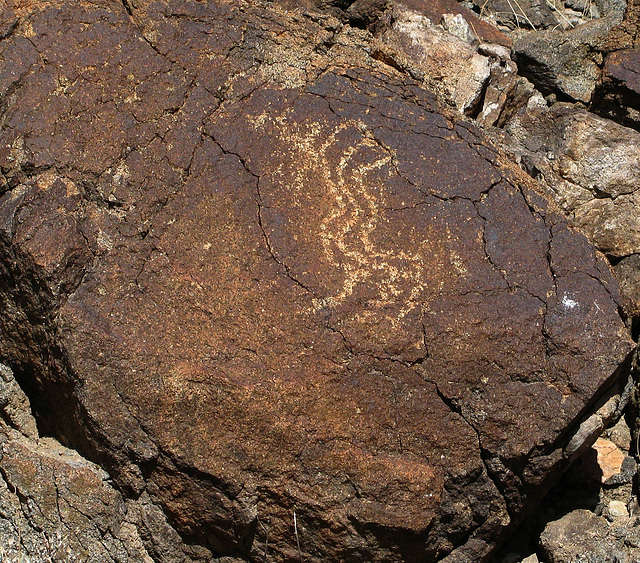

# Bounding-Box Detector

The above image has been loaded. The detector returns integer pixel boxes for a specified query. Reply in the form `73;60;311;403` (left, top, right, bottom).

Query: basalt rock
593;49;640;131
0;0;634;562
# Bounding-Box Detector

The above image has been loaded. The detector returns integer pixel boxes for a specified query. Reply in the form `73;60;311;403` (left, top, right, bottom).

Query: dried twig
506;0;536;29
293;510;302;562
544;0;575;28
258;516;270;560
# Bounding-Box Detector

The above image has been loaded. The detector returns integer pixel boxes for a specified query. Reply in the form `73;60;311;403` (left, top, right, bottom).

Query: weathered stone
476;66;537;128
603;0;640;52
474;0;558;30
593;49;640;130
378;5;492;113
441;12;477;43
613;254;640;322
396;0;513;46
541;501;640;563
513;17;618;103
501;103;640;258
0;363;213;563
0;362;37;439
273;0;513;45
605;415;632;452
593;437;626;482
540;510;613;563
608;499;629;518
0;0;633;561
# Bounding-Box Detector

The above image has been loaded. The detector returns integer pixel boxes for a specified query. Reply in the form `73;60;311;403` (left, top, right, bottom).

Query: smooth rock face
0;0;633;561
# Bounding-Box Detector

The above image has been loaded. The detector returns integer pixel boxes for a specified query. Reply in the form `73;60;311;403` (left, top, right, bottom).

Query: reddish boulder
0;0;633;561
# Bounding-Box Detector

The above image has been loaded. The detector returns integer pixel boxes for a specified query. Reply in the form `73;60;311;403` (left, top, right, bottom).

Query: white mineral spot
562;294;579;310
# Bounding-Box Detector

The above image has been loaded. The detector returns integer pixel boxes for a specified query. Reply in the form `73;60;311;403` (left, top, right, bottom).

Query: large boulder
0;0;633;561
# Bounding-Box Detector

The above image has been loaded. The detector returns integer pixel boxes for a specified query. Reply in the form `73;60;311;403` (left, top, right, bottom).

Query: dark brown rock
0;0;633;561
605;49;640;93
513;17;618;103
593;49;640;130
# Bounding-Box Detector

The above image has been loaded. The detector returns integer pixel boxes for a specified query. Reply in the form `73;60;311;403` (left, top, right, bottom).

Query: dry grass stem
294;510;303;562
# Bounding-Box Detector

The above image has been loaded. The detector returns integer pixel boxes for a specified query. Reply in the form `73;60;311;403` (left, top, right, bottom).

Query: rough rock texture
377;5;492;113
593;49;640;130
539;509;640;563
614;255;640;325
0;363;214;563
513;16;619;103
603;0;640;51
0;0;634;561
275;0;513;44
593;437;627;482
501;102;640;260
462;0;625;30
399;0;513;45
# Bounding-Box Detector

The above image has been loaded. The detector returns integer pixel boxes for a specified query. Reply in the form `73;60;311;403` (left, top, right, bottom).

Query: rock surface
0;0;634;561
594;49;640;130
539;509;636;563
501;103;640;260
513;17;617;103
377;4;492;113
0;363;214;563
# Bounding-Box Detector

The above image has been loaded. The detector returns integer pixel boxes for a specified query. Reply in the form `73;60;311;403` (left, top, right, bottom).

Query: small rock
613;254;640;323
513;18;615;103
608;500;629;519
603;456;637;486
606;416;632;452
540;509;611;563
478;42;512;61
